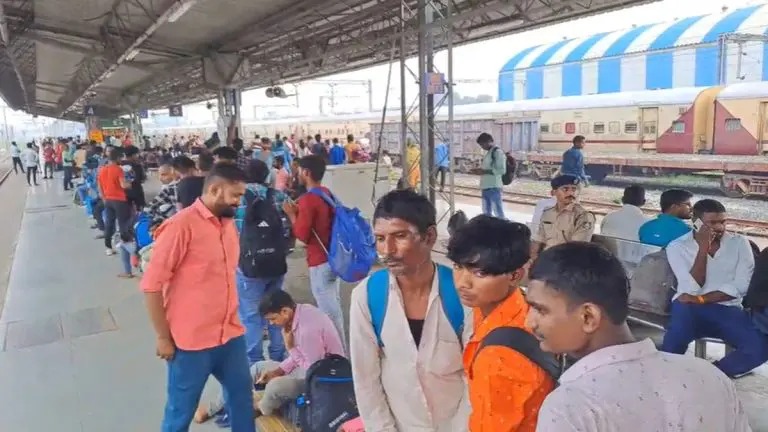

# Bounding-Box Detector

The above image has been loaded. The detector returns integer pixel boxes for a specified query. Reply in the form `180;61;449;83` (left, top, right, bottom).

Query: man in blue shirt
638;189;693;247
434;142;449;191
561;135;589;185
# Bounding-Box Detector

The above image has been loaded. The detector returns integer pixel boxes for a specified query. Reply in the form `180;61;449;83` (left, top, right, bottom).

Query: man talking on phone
662;199;768;377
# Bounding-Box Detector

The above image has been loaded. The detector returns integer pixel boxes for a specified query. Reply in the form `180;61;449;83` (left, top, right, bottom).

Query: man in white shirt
662;198;768;377
349;189;469;432
599;185;647;241
526;242;752;432
21;142;39;186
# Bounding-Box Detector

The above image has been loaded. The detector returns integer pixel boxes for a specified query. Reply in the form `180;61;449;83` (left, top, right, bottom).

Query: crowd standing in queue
53;129;768;432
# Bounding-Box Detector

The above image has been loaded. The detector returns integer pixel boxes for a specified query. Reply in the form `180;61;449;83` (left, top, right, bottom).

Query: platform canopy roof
0;0;656;121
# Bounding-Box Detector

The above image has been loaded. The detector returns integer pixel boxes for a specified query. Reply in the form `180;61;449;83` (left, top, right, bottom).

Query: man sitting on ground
600;185;647;241
448;215;554;431
194;290;344;423
527;242;752;431
638;188;692;247
662;199;768;378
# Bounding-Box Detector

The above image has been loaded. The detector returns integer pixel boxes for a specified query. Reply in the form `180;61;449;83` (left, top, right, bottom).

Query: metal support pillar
217;88;242;145
399;1;408;179
202;53;250;146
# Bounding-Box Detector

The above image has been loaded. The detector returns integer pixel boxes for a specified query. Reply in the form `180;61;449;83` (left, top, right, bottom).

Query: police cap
550;174;580;190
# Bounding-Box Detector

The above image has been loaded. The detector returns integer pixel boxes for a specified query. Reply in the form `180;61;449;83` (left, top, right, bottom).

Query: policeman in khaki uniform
530;174;596;260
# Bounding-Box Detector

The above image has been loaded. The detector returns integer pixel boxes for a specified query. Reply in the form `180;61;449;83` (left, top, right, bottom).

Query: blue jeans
481;187;504;219
117;241;136;274
162;336;255;432
661;300;768;377
309;262;345;351
235;269;286;364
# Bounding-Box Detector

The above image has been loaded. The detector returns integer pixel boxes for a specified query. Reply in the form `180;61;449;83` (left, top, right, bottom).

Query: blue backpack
366;264;464;347
134;212;154;250
308;188;376;283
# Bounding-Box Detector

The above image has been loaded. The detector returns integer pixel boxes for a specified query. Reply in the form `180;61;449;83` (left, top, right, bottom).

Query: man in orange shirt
140;163;255;432
447;215;556;432
97;147;132;255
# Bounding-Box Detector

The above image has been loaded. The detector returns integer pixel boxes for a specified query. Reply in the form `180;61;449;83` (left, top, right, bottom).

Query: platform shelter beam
203;53;250;146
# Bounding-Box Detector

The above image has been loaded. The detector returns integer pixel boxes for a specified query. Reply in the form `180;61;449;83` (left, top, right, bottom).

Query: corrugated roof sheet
500;4;768;73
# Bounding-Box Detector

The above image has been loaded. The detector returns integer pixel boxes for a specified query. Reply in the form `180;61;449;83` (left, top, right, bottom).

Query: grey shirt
536;339;752;432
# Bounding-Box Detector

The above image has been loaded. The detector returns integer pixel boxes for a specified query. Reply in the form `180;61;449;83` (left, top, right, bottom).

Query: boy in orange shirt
447;215;556;432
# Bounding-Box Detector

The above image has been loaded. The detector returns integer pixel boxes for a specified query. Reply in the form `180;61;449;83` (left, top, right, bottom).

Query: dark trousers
12;157;24;174
434;166;448;190
92;200;106;231
162;336;255;432
44;161;54;178
26;166;38;185
661;300;768;377
103;199;133;249
63;166;74;190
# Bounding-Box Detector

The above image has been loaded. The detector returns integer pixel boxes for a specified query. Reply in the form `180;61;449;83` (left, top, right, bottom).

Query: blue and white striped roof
500;3;768;72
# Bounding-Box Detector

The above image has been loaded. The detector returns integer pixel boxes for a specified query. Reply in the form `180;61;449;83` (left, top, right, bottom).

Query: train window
565;122;575;134
624;121;638;134
725;118;742;132
608;121;620;134
552;123;562;134
643;122;657;135
671;121;685;133
540;124;550;133
593;122;605;134
579;122;590;134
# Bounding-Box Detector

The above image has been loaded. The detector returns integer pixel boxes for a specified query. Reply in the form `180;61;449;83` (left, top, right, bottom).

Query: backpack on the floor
296;354;358;432
238;188;287;278
308;188;376;283
367;263;464;348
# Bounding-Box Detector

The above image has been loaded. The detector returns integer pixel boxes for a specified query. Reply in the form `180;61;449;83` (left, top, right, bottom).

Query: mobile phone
693;218;704;231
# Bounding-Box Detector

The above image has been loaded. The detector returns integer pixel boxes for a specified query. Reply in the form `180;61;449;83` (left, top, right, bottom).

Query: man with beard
140;163;255;432
662;199;768;378
530;174;595;261
348;189;470;431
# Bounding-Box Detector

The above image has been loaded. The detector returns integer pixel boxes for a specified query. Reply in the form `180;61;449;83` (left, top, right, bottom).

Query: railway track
452;186;768;239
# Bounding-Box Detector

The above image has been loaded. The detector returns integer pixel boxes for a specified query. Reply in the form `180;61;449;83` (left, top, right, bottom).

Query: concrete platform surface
0;177;766;431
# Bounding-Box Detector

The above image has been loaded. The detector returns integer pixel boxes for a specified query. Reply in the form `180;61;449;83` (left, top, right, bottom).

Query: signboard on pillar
99;118;128;129
83;105;96;117
138;109;149;119
222;88;240;117
425;73;446;95
89;130;104;143
168;104;183;117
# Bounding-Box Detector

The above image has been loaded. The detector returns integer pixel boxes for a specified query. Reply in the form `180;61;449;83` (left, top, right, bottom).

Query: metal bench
591;234;732;359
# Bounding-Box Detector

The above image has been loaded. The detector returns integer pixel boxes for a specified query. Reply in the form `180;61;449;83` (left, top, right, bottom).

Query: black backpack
491;146;517;186
296;354;358;432
472;326;565;381
238;188;287;278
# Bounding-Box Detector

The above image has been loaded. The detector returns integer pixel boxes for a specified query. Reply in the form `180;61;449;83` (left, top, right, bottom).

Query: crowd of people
26;127;768;432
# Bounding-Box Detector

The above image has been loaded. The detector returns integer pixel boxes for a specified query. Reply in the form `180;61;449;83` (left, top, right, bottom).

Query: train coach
144;82;768;197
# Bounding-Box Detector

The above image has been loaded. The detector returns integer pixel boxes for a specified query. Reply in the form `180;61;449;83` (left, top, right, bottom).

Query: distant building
498;4;768;101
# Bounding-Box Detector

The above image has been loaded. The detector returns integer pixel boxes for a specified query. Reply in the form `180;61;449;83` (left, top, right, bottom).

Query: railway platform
1;174;768;431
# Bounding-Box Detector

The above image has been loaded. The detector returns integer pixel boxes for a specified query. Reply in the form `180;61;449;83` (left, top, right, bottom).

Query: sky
2;0;766;131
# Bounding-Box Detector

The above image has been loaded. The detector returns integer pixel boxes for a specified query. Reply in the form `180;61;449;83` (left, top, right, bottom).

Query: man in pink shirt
141;163;255;432
195;290;346;422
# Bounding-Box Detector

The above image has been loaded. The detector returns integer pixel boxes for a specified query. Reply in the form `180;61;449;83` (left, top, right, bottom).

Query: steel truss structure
0;0;655;121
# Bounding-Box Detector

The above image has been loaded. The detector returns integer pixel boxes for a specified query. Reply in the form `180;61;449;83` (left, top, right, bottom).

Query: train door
640;107;658;151
503;120;538;152
759;102;768;154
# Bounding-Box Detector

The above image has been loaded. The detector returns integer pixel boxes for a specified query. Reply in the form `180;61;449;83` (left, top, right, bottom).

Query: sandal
117;273;135;279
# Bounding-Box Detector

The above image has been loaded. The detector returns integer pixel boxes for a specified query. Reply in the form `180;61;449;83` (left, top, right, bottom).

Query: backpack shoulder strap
436;264;464;345
473;326;561;380
366;269;390;348
308;187;336;208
